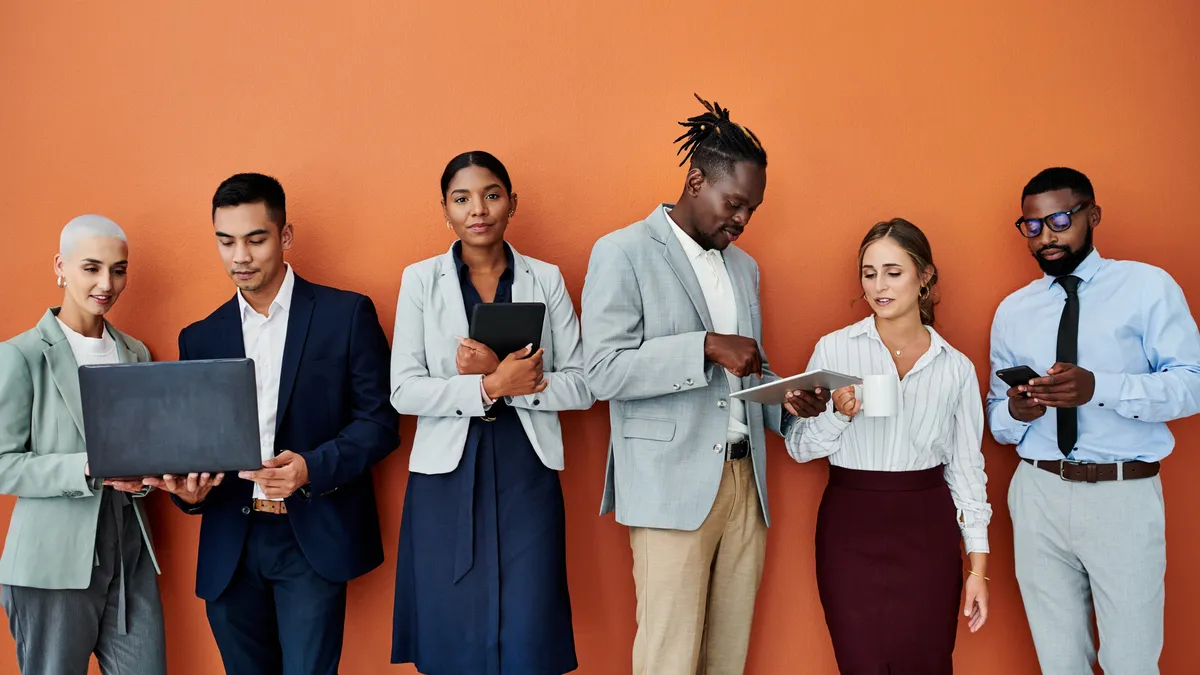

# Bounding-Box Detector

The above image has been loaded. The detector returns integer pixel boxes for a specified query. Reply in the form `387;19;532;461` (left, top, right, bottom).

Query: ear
52;253;64;278
441;199;450;222
920;264;936;288
508;192;518;218
1089;203;1102;230
280;222;295;252
684;167;706;196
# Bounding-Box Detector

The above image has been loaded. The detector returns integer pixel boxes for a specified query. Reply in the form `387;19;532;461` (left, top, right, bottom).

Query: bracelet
968;569;990;581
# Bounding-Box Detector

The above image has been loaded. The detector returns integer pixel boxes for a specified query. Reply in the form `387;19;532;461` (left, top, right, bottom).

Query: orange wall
2;1;1199;673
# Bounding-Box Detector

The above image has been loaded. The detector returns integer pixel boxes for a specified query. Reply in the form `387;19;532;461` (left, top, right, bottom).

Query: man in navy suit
147;173;399;674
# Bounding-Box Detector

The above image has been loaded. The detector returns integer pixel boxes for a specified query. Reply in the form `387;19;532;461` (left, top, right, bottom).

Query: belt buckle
1058;460;1082;482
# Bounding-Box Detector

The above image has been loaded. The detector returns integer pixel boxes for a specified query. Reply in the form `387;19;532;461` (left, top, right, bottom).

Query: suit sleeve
507;265;595;412
304;295;401;496
581;238;709;401
0;343;92;499
390;265;490;418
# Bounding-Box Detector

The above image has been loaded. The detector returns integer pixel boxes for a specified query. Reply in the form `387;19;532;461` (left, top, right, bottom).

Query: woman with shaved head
0;215;166;675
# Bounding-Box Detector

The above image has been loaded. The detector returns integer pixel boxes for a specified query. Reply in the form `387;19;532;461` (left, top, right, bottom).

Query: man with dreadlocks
581;95;829;674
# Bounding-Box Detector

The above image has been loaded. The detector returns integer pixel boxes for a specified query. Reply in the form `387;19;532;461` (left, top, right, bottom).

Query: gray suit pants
1;490;166;675
1009;459;1165;675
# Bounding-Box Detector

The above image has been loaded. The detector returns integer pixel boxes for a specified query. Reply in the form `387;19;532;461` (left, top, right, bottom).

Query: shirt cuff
962;527;990;555
1089;372;1123;409
815;409;853;436
480;377;495;409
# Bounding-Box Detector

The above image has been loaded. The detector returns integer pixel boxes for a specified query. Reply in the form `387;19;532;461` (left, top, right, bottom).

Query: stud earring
57;275;66;288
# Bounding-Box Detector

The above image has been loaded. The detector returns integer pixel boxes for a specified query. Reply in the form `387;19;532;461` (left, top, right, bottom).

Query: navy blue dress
391;243;577;675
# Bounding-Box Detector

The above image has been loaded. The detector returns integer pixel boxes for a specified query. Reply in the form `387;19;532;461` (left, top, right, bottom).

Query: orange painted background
3;1;1199;672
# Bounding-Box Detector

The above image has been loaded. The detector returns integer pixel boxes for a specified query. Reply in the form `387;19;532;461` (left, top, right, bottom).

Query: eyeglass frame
1014;201;1093;239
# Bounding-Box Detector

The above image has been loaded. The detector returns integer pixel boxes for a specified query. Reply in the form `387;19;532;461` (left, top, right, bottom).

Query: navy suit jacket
175;274;399;601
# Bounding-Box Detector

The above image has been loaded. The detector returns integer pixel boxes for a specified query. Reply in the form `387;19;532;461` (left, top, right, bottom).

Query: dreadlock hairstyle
674;93;768;176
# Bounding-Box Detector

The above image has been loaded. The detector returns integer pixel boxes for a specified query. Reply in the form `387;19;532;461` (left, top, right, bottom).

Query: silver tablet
731;369;863;405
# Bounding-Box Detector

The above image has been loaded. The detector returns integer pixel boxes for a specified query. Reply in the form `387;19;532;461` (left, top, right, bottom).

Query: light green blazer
0;308;160;589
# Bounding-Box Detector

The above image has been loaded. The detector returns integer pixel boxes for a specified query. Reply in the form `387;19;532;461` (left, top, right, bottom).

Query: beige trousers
629;457;768;675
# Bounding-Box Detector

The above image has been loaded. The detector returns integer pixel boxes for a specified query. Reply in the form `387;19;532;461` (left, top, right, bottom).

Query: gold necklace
884;333;923;358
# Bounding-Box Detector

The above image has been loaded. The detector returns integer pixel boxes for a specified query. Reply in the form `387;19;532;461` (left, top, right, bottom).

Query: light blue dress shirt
987;248;1200;463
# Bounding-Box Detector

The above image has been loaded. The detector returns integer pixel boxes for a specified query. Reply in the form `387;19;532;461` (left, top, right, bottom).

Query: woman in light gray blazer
0;215;165;675
389;151;593;674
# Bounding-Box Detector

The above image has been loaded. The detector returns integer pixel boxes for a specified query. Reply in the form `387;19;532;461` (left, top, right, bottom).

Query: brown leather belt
1022;458;1160;483
726;438;750;461
252;498;288;514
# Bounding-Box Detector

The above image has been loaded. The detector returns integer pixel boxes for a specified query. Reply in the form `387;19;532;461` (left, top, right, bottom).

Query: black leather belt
1022;457;1160;483
726;438;750;461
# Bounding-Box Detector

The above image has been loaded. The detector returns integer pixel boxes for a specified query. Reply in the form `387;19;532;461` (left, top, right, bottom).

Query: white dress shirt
237;264;295;501
664;206;749;444
784;316;992;553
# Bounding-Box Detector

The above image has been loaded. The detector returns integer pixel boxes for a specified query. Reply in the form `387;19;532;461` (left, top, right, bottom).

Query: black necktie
1054;275;1081;457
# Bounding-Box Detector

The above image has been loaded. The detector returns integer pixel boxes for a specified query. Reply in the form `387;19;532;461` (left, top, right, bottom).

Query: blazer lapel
510;247;535;302
726;253;754;339
276;276;315;431
437;252;471;338
34;312;85;438
648;207;714;331
216;296;248;360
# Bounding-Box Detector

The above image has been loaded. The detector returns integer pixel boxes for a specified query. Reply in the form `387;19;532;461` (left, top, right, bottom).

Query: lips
722;225;744;242
466;222;493;233
874;298;894;306
89;294;112;306
233;270;257;280
1039;247;1066;260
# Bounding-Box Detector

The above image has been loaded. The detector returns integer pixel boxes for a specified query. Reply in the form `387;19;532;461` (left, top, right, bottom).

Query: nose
469;197;488;218
232;241;252;265
96;271;113;292
731;207;749;227
1035;226;1058;249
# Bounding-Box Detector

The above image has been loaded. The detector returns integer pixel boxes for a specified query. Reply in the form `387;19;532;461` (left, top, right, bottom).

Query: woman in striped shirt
783;218;991;674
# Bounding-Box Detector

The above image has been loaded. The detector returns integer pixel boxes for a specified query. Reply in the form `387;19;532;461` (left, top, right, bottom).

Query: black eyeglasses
1014;201;1092;238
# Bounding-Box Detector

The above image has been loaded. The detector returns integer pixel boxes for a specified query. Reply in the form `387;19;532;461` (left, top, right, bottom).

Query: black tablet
469;302;546;358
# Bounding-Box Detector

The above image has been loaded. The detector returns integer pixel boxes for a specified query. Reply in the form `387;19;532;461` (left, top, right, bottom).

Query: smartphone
996;365;1041;389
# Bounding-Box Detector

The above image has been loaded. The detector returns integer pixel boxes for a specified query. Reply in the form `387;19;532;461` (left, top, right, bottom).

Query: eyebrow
450;184;503;195
81;258;128;265
861;263;904;269
215;229;270;238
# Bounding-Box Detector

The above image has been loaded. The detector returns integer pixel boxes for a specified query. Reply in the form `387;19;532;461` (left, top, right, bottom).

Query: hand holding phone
997;365;1047;422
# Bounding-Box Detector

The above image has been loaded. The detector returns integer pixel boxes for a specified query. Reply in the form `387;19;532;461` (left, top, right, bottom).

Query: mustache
1038;245;1069;255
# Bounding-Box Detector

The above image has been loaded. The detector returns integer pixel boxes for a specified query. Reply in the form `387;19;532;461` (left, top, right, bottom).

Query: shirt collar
664;205;721;262
848;315;948;358
451;240;515;282
1037;247;1105;290
238;263;295;322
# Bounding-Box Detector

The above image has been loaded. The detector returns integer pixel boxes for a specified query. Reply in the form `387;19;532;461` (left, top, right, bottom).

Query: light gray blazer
390;244;595;474
0;309;160;589
581;205;784;530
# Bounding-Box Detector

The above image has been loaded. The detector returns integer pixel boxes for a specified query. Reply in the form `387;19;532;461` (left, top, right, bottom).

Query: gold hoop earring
919;285;930;299
57;275;66;289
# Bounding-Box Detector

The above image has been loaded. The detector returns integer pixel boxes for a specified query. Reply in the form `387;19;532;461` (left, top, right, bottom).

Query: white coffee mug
861;374;900;417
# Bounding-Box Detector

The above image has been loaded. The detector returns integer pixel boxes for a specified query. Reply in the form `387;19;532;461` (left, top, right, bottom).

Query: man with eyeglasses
986;166;1200;674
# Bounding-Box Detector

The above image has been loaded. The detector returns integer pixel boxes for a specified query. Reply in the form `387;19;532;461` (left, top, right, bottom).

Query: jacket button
456;410;463;416
533;399;540;406
686;378;694;386
241;506;251;515
713;444;723;453
718;400;727;409
673;383;682;390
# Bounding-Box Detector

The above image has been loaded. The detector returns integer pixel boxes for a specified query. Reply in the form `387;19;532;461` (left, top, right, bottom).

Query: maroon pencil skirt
815;465;963;675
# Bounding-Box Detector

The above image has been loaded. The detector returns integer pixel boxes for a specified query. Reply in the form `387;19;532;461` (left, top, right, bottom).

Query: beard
1034;226;1094;277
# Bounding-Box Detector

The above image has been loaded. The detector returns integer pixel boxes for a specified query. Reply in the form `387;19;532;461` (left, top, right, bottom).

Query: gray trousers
1009;460;1166;675
1;491;166;675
